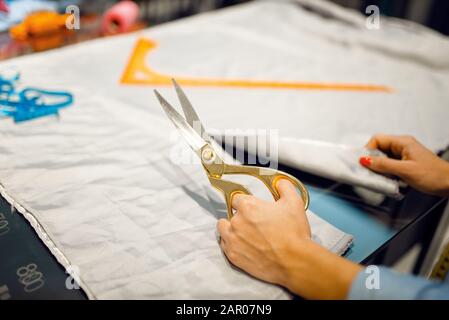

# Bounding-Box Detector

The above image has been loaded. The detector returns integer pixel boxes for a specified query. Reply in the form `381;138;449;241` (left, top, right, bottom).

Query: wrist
275;237;314;287
279;239;362;299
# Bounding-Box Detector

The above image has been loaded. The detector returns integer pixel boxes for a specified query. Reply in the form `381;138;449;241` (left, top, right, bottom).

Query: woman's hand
217;179;311;285
360;134;449;197
217;179;362;299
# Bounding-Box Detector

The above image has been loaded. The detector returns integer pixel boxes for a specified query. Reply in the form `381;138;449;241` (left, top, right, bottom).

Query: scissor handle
208;175;252;220
223;164;309;212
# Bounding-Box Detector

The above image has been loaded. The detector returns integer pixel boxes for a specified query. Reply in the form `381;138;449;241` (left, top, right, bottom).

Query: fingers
217;218;231;241
217;219;234;262
364;155;412;177
276;179;299;200
366;134;414;158
231;193;253;212
366;134;386;150
276;179;305;210
231;179;304;213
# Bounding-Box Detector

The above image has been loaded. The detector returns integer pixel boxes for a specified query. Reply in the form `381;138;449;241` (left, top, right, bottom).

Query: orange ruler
121;38;391;93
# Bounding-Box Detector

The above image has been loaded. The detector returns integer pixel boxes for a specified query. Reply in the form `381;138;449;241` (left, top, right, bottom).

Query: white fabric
234;136;401;197
0;99;352;299
1;0;449;299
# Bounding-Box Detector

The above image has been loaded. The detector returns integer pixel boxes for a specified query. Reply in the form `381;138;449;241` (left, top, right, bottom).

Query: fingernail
359;156;372;167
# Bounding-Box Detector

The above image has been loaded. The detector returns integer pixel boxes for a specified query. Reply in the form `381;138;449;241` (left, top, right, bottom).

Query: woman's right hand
360;134;449;197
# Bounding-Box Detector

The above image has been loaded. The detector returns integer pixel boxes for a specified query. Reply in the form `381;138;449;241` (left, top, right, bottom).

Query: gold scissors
154;80;309;219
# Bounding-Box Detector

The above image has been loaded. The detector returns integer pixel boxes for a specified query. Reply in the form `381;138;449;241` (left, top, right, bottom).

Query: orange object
121;38;391;92
10;11;70;41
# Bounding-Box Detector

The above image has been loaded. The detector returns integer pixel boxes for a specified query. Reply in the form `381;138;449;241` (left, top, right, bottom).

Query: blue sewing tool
0;72;73;123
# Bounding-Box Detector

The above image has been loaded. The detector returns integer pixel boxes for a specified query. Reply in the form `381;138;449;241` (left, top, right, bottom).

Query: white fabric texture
1;0;449;298
229;135;401;197
0;98;352;299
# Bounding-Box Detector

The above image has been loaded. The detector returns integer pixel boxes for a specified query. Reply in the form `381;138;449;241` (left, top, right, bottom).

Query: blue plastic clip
0;72;74;123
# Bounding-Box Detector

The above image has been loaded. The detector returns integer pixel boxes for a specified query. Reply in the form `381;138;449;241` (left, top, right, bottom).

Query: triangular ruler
121;38;391;92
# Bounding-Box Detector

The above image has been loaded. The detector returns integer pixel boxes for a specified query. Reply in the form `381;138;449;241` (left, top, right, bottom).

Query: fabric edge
0;182;96;300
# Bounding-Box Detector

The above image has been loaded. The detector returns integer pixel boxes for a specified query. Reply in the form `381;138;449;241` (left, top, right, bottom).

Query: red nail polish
359;156;372;167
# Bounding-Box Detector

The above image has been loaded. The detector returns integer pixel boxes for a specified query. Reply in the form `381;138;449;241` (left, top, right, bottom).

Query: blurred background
0;0;448;60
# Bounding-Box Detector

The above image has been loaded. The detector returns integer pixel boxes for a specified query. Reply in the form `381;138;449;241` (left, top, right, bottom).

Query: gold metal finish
200;145;309;219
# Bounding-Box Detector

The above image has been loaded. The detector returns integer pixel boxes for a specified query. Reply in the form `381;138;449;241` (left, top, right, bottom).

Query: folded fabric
278;138;401;197
225;135;401;197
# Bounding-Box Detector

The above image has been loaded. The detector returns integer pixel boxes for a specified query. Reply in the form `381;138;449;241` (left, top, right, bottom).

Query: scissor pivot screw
202;148;216;164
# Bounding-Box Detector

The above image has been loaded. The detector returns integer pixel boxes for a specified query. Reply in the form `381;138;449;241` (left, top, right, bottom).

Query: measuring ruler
120;38;391;92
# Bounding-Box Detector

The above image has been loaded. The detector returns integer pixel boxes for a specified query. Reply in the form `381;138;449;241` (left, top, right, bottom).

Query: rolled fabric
101;0;139;35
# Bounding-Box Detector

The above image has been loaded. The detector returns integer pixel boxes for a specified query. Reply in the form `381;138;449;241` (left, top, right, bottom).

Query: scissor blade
154;90;207;152
172;79;212;143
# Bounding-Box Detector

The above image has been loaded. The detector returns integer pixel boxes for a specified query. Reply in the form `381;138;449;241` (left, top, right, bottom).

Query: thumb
276;179;302;203
360;156;410;177
277;179;310;237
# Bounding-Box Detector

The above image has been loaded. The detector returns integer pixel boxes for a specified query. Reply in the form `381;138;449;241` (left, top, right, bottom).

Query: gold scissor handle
223;164;309;212
208;175;252;220
209;164;309;220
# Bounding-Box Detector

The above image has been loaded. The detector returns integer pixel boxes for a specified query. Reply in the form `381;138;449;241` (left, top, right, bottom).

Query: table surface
308;185;395;263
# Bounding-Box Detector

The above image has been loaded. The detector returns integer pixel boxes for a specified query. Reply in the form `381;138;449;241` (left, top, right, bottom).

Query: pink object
0;0;9;13
101;0;139;35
